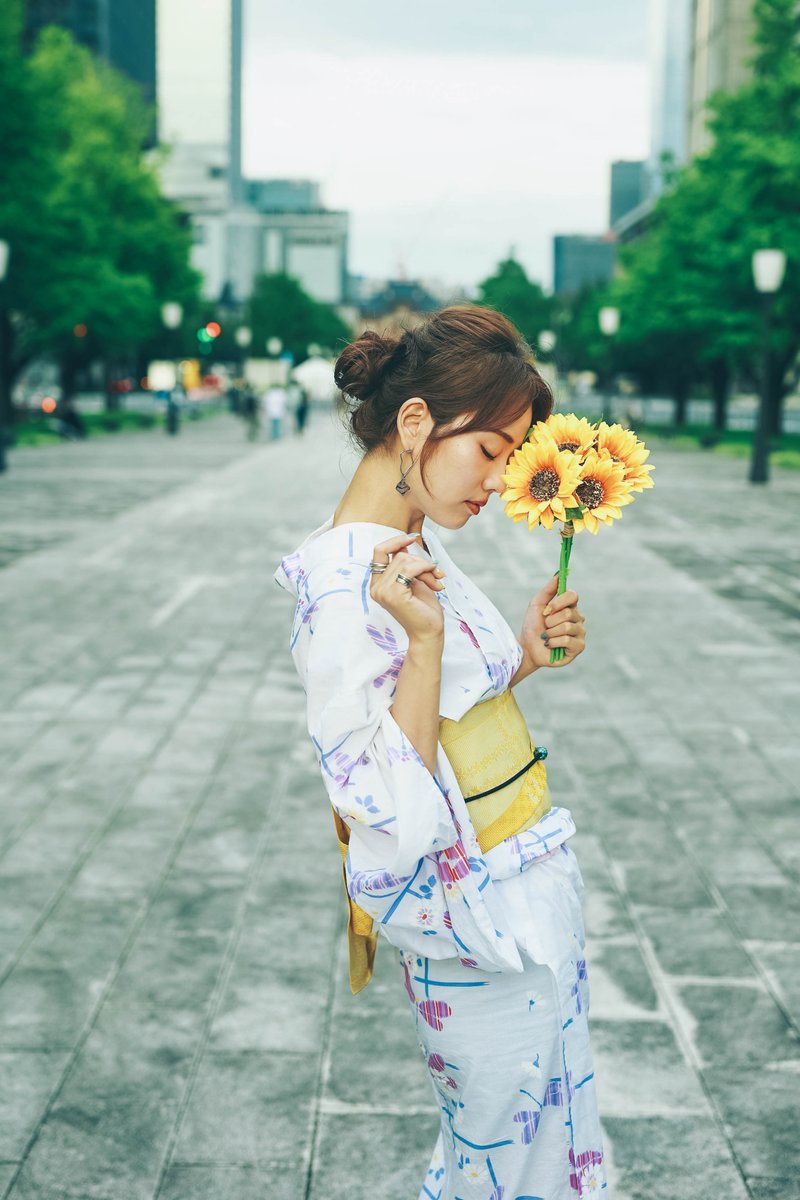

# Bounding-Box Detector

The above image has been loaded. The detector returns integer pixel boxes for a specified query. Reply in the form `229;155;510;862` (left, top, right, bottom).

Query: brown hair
334;305;552;487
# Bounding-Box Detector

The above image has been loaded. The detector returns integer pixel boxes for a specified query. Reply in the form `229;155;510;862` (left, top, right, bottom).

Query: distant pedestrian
263;384;288;441
242;386;259;442
292;383;310;436
166;382;185;436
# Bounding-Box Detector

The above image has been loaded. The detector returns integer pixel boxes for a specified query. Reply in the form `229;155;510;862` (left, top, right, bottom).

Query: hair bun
334;329;402;401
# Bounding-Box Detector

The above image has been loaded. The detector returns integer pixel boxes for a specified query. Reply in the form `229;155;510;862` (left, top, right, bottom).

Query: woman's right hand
369;534;446;644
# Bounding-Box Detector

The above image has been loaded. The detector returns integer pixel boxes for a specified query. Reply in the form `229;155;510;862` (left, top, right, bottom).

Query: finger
375;558;445;591
543;607;580;629
543;619;580;638
371;533;421;563
545;634;584;654
546;589;579;613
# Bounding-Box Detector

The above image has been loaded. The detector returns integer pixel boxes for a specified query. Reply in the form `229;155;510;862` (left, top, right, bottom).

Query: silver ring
395;572;414;588
369;564;387;574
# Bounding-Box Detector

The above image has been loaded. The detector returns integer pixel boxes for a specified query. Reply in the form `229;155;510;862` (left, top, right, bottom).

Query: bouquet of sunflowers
500;414;655;663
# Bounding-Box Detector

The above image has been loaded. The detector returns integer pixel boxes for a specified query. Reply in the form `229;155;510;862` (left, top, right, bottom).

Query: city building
356;280;442;337
552;236;617;297
609;161;649;227
649;0;693;190
687;0;756;157
157;0;350;307
23;0;156;107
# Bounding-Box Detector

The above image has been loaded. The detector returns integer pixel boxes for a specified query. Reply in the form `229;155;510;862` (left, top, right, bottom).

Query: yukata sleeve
295;564;524;971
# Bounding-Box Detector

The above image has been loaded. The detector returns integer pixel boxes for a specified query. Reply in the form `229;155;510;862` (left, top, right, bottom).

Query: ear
396;396;433;446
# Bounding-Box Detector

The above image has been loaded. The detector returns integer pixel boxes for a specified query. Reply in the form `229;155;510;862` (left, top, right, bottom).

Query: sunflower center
529;468;560;502
576;478;604;509
558;441;580;452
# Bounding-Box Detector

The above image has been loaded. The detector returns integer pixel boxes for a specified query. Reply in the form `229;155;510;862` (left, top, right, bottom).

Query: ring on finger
395;572;414;588
369;564;387;574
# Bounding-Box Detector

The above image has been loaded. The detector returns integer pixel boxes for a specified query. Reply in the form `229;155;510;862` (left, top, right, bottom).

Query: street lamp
235;326;252;349
0;239;11;474
266;336;283;357
598;306;620;423
749;248;786;485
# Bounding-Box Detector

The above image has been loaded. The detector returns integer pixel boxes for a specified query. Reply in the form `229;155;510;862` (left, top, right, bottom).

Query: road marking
148;576;209;628
617;655;640;681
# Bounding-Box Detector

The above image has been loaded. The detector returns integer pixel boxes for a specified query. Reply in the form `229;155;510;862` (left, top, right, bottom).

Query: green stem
551;523;574;664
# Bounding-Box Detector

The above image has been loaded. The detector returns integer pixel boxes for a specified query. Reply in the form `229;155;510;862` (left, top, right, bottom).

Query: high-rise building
688;0;756;157
648;0;692;190
609;161;649;228
553;236;616;297
24;0;156;106
157;0;349;306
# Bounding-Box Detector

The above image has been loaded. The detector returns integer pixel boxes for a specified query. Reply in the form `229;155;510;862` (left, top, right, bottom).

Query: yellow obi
439;688;551;855
334;688;550;995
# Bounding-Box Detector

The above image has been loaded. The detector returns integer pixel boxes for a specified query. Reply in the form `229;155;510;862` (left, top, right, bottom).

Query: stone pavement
0;410;799;1200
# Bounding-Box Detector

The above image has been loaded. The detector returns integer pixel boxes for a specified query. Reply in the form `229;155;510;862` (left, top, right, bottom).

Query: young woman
275;306;607;1198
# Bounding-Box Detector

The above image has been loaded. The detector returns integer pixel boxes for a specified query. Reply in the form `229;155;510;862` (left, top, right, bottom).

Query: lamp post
0;239;10;474
598;306;620;424
749;249;786;485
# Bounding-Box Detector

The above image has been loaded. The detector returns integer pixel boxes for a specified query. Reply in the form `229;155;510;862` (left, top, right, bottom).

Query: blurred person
274;307;606;1198
292;382;310;436
263;382;288;440
242;385;260;442
166;381;185;436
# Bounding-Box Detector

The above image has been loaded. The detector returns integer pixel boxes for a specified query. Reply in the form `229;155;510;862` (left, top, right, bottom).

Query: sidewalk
0;410;798;1199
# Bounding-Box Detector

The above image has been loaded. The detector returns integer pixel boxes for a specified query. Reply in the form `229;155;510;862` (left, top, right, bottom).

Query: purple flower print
569;1147;605;1195
458;619;480;649
366;624;405;689
571;959;588;1015
513;1108;541;1145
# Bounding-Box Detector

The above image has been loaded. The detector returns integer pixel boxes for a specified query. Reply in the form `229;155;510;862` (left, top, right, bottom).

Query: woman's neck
333;449;426;537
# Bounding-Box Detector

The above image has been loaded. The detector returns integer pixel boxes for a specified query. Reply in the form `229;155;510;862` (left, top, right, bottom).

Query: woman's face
405;404;535;529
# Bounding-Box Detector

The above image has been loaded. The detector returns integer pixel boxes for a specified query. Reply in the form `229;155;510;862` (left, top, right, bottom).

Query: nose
483;461;509;495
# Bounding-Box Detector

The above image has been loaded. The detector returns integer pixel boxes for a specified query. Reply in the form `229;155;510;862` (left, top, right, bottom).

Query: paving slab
0;411;798;1197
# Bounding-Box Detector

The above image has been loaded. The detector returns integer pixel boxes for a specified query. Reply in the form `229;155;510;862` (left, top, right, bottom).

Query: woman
274;306;606;1198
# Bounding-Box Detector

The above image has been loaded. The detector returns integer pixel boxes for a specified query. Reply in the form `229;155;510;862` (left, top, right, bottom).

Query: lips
465;499;486;515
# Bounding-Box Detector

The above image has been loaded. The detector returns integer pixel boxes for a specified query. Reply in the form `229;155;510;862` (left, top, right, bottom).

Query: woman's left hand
519;575;586;671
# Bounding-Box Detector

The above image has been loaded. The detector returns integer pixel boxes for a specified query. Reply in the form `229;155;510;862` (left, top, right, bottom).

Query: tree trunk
708;358;731;432
672;379;690;428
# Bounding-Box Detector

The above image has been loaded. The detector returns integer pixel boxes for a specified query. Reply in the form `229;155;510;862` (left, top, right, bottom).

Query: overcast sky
241;1;652;293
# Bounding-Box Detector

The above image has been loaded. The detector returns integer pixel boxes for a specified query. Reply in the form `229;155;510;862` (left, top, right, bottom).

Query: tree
476;257;552;350
248;273;353;364
0;11;200;427
610;0;800;432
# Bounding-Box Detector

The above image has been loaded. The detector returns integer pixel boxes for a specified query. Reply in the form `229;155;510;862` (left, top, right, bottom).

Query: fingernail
542;605;552;616
434;568;445;576
540;632;548;640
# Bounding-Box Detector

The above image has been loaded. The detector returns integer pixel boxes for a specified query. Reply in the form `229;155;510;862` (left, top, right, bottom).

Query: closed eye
481;446;496;461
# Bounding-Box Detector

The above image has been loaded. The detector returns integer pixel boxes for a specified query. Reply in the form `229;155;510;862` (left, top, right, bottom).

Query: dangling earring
395;448;414;495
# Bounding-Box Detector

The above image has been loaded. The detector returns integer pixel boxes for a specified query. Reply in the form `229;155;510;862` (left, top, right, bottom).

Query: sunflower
570;448;635;535
501;436;584;531
530;412;597;456
594;422;655;493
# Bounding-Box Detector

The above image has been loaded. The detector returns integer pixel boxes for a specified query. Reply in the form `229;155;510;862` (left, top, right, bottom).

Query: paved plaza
0;410;799;1199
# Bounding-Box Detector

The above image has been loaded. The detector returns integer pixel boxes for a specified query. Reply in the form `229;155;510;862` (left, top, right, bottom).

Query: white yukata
274;516;608;1200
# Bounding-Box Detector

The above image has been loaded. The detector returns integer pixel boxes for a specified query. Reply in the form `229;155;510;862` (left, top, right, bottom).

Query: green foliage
0;5;200;391
610;0;800;406
248;273;353;364
476;257;552;349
